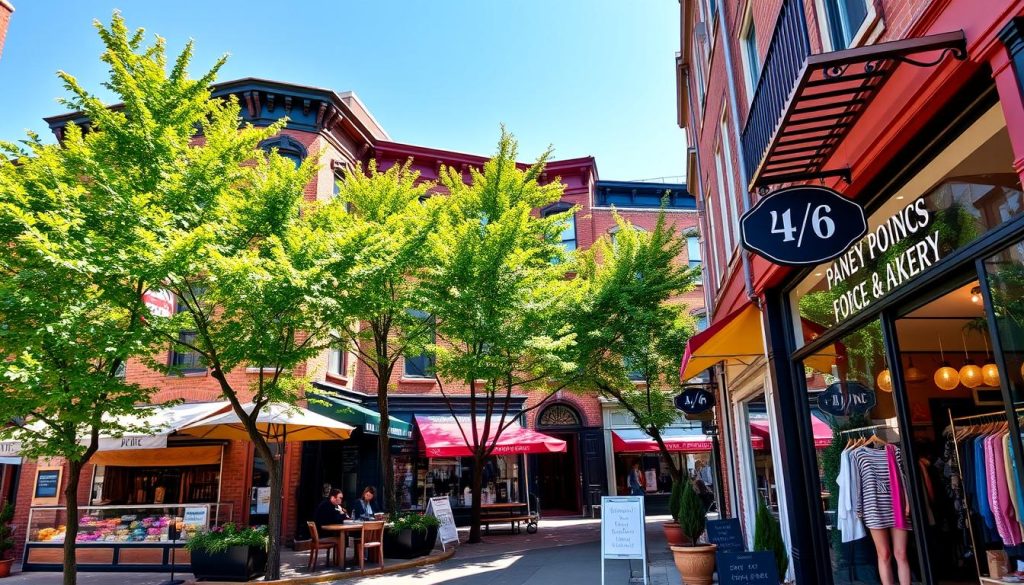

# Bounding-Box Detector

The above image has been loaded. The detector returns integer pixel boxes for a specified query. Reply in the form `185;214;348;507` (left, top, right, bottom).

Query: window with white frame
702;181;722;285
820;0;870;50
327;335;348;378
687;234;702;269
713;146;735;257
740;8;760;97
719;117;741;253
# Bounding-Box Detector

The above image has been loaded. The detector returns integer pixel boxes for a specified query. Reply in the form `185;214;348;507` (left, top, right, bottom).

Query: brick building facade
12;76;706;568
0;1;12;62
679;0;1024;583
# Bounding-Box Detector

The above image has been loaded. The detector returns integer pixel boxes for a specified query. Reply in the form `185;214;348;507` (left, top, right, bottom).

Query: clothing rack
839;424;887;435
947;408;984;579
951;406;1024;423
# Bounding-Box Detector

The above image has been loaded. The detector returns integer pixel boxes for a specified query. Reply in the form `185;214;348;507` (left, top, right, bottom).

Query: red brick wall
0;2;12;62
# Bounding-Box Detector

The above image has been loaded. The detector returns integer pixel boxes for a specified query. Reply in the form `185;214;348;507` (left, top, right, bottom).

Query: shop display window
27;503;232;544
394;454;521;510
91;465;220;506
614;451;715;505
790;106;1022;345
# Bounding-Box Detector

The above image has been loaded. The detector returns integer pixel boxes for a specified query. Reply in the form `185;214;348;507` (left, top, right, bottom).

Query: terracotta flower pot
662;522;687;547
670;543;717;585
0;558;12;578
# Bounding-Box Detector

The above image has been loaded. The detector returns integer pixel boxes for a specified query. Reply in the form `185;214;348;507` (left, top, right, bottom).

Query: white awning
0;401;231;456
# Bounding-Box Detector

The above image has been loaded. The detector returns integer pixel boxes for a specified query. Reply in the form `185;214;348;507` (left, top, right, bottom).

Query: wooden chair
357;520;385;573
305;521;338;570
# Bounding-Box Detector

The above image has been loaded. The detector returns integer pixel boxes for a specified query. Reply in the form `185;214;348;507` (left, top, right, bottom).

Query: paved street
340;517;680;585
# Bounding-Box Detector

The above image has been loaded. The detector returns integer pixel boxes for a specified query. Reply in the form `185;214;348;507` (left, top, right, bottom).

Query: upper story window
596;184;694;209
740;8;760;96
820;0;870;50
327;335;349;378
403;310;435;378
170;296;205;375
541;203;577;252
695;311;709;331
687;235;702;269
260;135;307;168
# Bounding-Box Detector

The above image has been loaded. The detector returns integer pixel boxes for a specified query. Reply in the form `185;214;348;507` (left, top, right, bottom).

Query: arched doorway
534;404;582;516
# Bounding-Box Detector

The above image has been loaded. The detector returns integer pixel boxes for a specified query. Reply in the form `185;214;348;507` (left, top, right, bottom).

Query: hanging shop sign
817;382;876;416
740;186;867;267
674;386;714;415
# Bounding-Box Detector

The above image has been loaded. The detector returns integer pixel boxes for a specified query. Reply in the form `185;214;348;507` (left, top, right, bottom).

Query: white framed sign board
600;496;648;585
426;496;459;551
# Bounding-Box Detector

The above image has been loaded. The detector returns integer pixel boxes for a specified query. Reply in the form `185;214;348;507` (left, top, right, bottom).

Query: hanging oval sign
740;186;867;267
674;387;714;415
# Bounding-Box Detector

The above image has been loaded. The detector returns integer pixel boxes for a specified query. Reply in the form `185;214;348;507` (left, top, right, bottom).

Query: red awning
414;415;566;457
749;414;833;449
612;429;766;453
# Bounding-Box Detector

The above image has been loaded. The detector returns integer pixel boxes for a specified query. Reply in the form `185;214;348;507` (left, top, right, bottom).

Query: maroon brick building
0;1;13;62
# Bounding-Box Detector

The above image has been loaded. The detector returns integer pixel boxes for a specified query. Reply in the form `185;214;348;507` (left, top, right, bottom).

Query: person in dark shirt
351;486;378;520
313;488;348;532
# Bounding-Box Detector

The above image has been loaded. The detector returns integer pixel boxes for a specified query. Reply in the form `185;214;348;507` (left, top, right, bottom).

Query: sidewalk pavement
339;515;681;585
1;516;680;585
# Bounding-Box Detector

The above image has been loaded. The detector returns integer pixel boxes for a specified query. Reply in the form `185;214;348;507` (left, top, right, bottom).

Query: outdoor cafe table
320;521;364;567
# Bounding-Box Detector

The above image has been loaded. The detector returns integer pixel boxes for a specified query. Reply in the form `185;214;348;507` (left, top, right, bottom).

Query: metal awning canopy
750;30;967;190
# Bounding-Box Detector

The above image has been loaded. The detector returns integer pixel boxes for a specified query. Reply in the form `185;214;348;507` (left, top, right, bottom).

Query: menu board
601;496;646;560
426;496;458;550
716;551;779;585
707;518;745;553
35;470;60;498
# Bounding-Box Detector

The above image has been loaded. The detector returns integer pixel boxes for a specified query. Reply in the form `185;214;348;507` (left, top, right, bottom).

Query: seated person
351;486;378;520
313;488;348;532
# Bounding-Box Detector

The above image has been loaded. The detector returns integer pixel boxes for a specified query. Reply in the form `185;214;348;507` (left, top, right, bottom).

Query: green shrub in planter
185;524;268;554
668;481;682;523
186;524;268;582
387;512;440;535
753;499;789;580
677;480;705;546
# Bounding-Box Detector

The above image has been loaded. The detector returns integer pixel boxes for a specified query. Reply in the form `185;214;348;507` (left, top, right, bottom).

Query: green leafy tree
570;212;699;483
0;14;223;584
322;160;439;513
753;498;789;580
420;129;580;544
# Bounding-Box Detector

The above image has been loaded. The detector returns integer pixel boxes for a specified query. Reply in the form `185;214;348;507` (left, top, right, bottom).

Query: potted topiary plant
662;480;687;547
754;499;789;584
670;480;717;585
383;512;441;559
186;524;268;582
0;501;14;578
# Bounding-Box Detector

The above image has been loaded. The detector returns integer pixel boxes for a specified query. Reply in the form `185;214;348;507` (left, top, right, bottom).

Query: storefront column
761;291;831;585
996;17;1024;185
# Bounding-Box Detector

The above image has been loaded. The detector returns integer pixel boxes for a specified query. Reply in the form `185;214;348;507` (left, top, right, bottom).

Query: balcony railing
740;0;810;187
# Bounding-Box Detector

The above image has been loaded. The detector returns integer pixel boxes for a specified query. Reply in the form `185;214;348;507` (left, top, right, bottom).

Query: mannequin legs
869;527;912;585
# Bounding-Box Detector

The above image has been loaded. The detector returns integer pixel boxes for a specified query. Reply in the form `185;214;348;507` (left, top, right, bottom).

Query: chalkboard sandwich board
706;518;745;553
716;551;780;585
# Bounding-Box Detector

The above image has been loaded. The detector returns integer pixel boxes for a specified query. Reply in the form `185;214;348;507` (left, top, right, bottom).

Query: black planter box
190;545;267;582
383;526;439;560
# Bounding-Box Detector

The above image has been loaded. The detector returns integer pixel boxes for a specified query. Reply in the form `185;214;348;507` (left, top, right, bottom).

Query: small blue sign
674;387;714;415
716;551;780;585
817;382;876;416
706;518;745;553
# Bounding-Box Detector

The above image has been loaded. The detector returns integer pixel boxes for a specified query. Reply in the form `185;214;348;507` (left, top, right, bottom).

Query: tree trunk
62;460;83;585
649;428;682;484
254;439;283;581
467;453;485;544
376;374;395;515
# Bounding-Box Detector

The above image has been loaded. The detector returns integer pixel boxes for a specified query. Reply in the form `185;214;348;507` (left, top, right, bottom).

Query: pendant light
934;337;960;391
982;334;1000;388
876;370;892;393
905;356;927;382
959;331;983;389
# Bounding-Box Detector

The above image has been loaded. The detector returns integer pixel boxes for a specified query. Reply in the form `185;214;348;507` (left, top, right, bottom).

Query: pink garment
886;444;908;530
991;433;1023;546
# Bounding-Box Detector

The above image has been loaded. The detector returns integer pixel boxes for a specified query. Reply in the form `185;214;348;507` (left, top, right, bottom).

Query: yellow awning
91;445;222;467
680;304;765;380
680;304;837;380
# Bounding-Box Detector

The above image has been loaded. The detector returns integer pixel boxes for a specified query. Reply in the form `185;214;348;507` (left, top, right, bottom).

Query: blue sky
0;1;685;181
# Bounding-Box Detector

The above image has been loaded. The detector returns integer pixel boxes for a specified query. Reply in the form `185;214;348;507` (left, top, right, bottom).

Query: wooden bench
481;514;535;535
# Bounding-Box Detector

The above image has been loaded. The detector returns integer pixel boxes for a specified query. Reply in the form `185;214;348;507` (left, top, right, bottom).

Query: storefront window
398;454;521;510
803;320;923;584
614;451;715;508
791;106;1021;345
